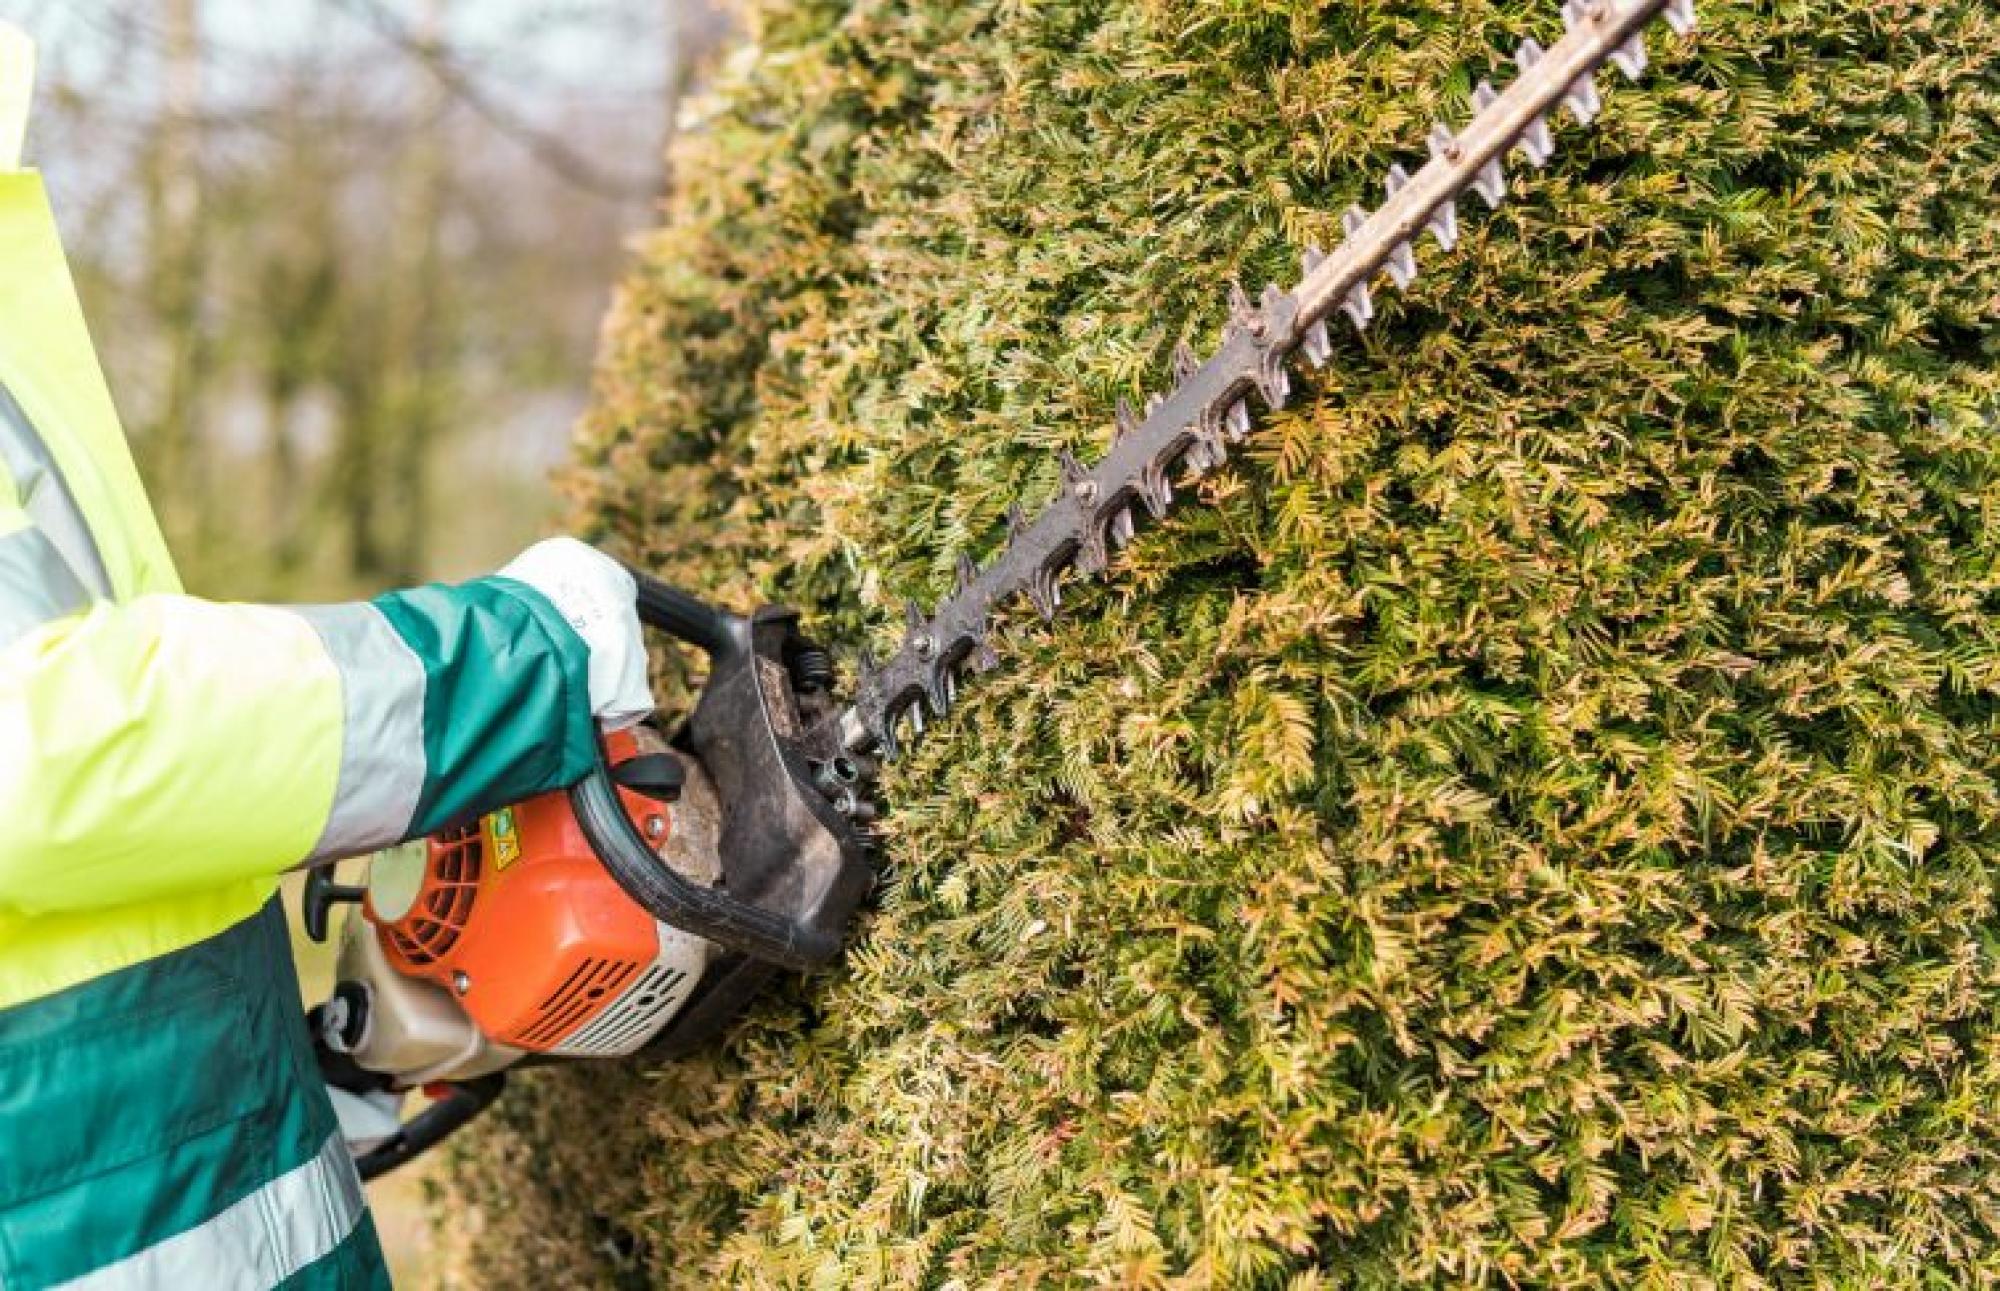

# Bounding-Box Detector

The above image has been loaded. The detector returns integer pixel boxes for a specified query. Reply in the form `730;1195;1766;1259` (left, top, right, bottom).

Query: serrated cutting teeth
1342;283;1374;331
1609;33;1648;80
1027;568;1061;621
1005;503;1028;546
1339;207;1377;328
1468;82;1507;207
1228;281;1255;325
1387;242;1418;290
1378;168;1420;287
1472;158;1506;209
1519;114;1555;167
1299;244;1335;361
1563;73;1602;124
839;0;1699;763
1302;318;1333;366
1426;201;1459;252
1139;461;1172;516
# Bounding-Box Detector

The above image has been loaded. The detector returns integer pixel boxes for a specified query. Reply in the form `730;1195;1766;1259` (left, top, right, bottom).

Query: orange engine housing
366;730;698;1054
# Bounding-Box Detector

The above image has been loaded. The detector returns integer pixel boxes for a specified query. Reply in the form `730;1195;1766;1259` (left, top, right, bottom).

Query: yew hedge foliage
437;1;2000;1285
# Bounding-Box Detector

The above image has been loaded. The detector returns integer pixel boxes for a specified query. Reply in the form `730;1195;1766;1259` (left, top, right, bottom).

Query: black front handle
632;575;740;657
567;568;848;972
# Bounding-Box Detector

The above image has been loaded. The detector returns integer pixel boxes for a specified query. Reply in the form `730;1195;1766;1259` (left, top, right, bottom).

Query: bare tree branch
324;0;656;202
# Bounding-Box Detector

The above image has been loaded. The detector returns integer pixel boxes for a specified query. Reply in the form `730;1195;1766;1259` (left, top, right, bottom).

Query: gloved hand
498;537;652;730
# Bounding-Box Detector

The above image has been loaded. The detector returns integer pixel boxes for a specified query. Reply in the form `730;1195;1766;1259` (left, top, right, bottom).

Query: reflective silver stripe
53;1131;366;1291
291;603;429;862
0;381;111;598
0;523;91;651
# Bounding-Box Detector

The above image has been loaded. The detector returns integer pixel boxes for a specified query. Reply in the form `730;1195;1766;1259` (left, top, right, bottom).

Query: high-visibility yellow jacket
0;28;606;1287
0;28;595;1012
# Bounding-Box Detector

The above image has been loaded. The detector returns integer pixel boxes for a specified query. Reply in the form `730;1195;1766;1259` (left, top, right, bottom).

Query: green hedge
437;1;2000;1284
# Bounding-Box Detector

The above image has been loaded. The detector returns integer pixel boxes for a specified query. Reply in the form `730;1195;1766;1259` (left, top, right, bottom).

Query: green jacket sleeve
0;504;597;918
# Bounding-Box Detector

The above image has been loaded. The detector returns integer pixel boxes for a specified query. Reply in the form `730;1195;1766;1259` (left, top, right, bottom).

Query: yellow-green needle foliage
437;1;2000;1285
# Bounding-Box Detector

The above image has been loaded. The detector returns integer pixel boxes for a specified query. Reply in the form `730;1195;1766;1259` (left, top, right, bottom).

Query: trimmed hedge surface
437;1;2000;1285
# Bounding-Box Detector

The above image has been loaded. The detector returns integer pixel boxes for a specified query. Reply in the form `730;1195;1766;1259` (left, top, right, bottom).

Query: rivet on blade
906;601;935;659
1428;122;1462;165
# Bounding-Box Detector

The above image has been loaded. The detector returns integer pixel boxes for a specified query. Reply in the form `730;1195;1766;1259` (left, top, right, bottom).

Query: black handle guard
568;569;871;972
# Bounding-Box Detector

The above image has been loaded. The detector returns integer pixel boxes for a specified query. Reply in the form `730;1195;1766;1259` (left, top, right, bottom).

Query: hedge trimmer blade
838;0;1698;763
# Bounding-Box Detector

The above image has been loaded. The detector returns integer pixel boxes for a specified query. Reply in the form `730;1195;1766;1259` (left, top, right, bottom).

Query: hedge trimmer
306;0;1698;1177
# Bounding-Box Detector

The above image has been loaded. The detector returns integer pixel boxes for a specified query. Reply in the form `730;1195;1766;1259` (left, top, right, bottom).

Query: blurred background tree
4;0;731;599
